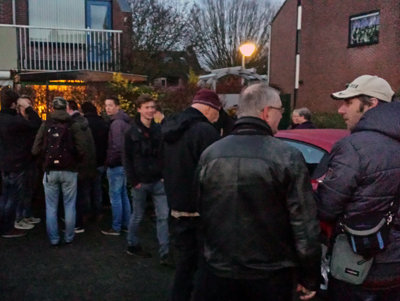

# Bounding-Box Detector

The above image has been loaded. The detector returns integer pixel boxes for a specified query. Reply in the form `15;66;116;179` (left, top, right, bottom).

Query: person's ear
369;98;379;109
259;105;270;122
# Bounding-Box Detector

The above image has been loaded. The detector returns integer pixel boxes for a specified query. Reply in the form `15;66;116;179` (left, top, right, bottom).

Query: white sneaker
23;217;41;224
14;220;35;230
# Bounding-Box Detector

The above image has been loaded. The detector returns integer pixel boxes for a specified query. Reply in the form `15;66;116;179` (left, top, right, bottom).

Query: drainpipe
294;0;302;109
267;24;271;85
12;0;16;24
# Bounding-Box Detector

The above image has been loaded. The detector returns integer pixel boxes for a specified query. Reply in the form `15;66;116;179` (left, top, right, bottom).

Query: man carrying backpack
32;97;86;246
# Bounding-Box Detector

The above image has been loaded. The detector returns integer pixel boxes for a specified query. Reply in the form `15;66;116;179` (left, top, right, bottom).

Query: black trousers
169;217;201;301
194;266;294;301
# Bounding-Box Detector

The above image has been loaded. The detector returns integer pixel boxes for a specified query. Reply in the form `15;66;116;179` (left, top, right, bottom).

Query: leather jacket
197;117;321;290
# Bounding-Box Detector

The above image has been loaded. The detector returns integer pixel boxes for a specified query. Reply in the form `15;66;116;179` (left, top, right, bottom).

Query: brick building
270;0;400;112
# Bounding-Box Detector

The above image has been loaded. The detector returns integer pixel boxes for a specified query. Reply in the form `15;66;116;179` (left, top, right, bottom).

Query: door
86;1;112;66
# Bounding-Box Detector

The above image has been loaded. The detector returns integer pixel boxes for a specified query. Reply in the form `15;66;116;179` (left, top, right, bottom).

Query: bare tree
190;0;279;73
128;0;192;77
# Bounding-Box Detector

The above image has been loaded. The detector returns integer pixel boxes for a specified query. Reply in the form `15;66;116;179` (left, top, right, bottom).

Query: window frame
348;10;380;48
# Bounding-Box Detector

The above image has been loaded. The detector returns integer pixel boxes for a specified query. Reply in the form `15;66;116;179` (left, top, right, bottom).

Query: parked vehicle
275;129;350;189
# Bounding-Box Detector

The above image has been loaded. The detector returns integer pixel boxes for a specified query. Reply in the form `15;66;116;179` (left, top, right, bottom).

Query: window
29;0;85;42
349;11;380;47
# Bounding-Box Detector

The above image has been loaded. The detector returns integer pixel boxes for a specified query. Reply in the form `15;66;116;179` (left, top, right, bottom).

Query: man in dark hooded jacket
0;89;41;238
67;100;96;233
162;89;221;301
316;75;400;299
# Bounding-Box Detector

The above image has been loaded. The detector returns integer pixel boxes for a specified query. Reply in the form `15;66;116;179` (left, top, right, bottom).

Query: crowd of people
0;73;399;301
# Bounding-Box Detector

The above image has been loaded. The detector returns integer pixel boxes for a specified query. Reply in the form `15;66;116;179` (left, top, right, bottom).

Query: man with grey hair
291;107;316;129
195;83;321;300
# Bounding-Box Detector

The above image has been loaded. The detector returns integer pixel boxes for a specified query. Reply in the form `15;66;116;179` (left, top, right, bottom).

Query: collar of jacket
0;108;17;115
232;116;273;136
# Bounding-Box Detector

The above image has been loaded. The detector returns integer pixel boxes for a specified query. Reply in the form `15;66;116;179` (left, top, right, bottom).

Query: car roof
275;129;350;153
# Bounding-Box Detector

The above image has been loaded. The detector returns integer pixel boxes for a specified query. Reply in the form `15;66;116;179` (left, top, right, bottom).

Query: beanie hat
192;89;222;110
331;75;394;102
53;97;67;110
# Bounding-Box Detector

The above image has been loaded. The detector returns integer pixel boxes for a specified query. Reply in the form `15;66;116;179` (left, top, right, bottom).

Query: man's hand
134;183;142;189
296;284;316;300
17;98;31;118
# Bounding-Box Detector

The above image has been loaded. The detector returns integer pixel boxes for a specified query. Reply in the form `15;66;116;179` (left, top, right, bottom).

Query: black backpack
42;119;77;171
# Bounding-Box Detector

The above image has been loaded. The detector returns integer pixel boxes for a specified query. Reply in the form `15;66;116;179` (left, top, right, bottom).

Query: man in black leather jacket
195;83;321;301
316;75;400;300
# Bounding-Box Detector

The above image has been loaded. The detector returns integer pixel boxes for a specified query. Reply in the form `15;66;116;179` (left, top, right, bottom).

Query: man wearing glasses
194;83;321;300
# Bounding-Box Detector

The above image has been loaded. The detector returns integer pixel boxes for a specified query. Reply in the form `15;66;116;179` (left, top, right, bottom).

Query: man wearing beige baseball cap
331;74;395;130
316;75;400;299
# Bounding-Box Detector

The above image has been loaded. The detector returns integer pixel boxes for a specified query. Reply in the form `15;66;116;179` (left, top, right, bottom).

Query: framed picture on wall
349;11;380;47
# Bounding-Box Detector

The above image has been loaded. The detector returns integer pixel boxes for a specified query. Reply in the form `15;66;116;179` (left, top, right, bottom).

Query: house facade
270;0;400;112
0;0;145;86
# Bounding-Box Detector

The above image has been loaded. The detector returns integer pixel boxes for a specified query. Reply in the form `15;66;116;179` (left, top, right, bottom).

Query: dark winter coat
84;112;109;167
32;110;86;172
0;107;41;172
291;120;316;129
316;102;400;286
162;107;219;212
70;112;97;180
197;117;321;289
123;116;163;186
105;110;131;167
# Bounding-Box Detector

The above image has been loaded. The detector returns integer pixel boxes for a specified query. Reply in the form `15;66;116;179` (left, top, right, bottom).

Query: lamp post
239;42;256;69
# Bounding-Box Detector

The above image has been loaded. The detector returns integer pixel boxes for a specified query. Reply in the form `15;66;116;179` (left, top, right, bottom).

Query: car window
279;139;328;178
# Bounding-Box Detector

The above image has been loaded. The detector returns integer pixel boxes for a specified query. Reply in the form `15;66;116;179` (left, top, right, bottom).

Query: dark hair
81;102;97;114
67;100;79;111
1;88;19;109
136;94;155;107
358;95;385;112
105;96;119;106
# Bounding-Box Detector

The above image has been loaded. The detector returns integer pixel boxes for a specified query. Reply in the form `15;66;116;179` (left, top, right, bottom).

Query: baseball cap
331;75;394;102
52;97;67;110
192;89;222;111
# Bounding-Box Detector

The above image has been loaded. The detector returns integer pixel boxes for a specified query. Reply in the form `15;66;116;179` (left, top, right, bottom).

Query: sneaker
23;217;41;224
121;227;129;233
126;245;152;258
1;228;27;238
101;228;121;236
160;253;174;267
74;227;85;234
14;220;35;230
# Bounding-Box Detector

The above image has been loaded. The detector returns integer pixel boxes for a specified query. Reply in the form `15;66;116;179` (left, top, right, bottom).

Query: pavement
0;208;174;301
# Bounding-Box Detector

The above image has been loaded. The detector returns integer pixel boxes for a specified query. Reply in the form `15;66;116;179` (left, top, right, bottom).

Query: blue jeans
0;170;25;234
107;166;131;231
127;180;169;256
43;171;78;244
16;163;36;220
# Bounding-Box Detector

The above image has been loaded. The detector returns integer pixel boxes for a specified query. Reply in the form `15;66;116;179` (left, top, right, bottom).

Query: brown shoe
1;228;27;238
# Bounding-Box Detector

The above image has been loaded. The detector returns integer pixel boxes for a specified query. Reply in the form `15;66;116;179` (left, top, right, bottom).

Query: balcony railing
1;24;122;72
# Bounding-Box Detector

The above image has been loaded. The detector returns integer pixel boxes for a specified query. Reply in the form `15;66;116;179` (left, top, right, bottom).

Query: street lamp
239;42;256;69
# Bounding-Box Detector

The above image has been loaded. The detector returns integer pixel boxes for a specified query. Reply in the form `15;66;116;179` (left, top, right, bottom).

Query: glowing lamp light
239;43;256;57
239;42;256;69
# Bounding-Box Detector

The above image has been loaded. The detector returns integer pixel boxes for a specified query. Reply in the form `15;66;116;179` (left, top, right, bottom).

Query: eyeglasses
269;106;285;114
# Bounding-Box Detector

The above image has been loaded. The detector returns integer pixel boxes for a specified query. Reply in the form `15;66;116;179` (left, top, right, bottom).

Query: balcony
0;24;122;72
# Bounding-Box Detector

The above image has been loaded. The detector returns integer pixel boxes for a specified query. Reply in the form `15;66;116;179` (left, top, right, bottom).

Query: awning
16;70;147;84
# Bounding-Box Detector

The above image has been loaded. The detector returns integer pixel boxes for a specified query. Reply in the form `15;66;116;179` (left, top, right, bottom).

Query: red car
275;129;350;189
